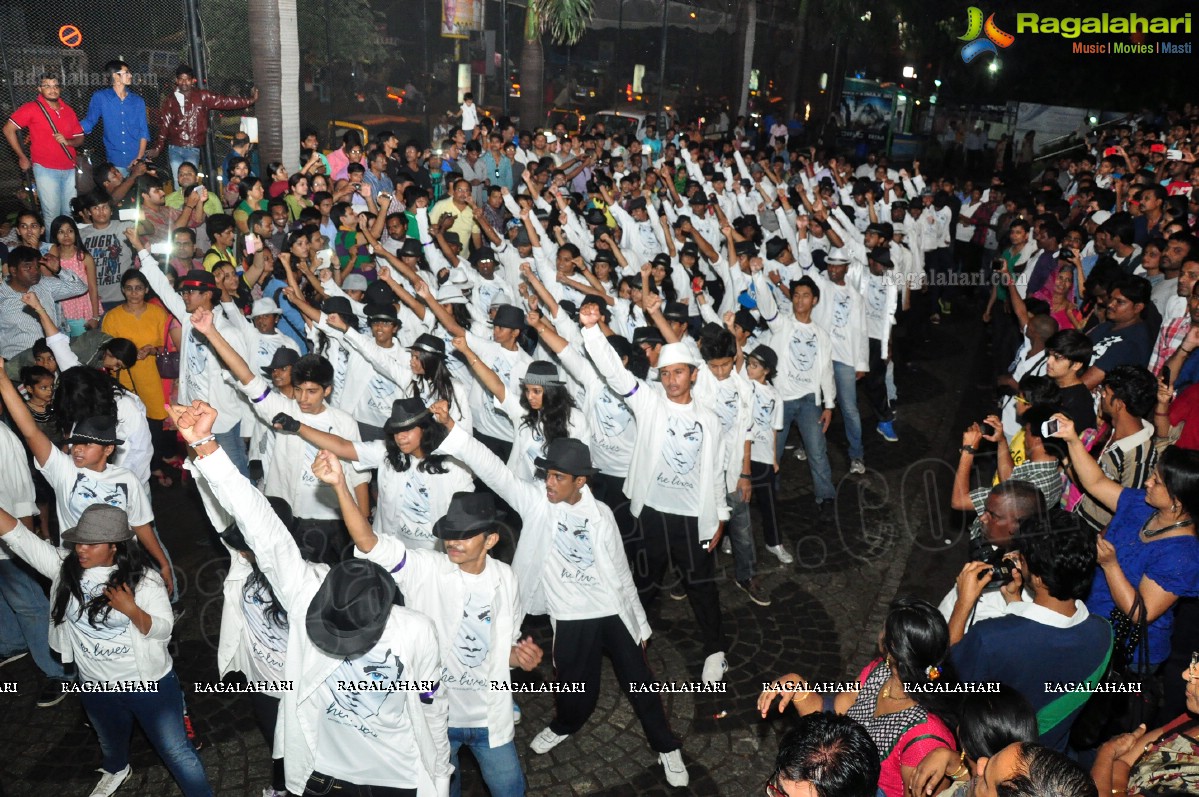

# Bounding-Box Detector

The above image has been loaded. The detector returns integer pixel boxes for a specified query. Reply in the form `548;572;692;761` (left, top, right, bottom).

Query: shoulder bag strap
34;101;74;161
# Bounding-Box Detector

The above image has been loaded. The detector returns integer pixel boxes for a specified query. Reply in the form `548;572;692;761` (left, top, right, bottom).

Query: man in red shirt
3;75;84;233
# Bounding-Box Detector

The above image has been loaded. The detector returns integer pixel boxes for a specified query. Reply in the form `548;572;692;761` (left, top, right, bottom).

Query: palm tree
249;0;301;168
519;0;594;125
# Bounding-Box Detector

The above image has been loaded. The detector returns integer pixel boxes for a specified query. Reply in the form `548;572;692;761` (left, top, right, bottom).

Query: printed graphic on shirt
866;280;890;317
452;592;492;670
68;473;130;521
490;356;515;418
326;645;405;734
592;387;633;439
366;373;398;415
660;415;703;478
713;382;740;434
70;576;132;660
185;330;210;395
752;391;777;442
832;292;852;336
332;347;350;400
85;232;125;293
787;328;818;373
242;581;288;675
1091;334;1123;362
399;470;432;531
554;515;598;586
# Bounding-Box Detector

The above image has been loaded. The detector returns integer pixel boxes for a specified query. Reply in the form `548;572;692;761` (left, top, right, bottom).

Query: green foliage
202;0;381;77
532;0;594;45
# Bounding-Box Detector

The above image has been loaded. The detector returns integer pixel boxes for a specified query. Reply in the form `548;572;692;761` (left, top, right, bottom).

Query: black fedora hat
409;333;446;356
179;269;218;294
65;416;124;446
520;360;565;387
662;301;688;323
365;303;399;324
533;437;599;477
261;347;300;377
492;304;525;330
432;492;500;540
584;208;607;226
305;559;400;658
322;296;354;318
746;344;779;372
398;238;423;258
365;280;396;308
383;397;431;434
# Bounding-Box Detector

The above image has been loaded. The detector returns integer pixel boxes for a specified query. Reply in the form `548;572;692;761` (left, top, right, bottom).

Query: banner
442;0;484;38
838;83;894;145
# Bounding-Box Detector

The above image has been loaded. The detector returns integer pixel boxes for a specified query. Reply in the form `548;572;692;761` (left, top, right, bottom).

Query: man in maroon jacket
147;65;257;183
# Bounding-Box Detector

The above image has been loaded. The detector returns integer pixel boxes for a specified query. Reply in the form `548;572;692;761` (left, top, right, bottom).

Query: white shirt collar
1005;599;1090;628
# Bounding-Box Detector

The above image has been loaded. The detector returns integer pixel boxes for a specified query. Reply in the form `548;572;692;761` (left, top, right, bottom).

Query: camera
991;259;1006;271
988;558;1016;585
1042;419;1059;437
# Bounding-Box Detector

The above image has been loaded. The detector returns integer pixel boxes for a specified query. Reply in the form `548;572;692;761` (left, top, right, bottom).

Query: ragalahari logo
958;7;1015;62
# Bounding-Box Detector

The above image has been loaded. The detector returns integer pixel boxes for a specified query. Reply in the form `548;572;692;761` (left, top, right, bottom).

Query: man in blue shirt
80;60;149;177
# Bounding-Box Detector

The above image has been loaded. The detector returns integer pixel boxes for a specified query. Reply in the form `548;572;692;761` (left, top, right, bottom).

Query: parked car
327;114;428;149
588;109;672;141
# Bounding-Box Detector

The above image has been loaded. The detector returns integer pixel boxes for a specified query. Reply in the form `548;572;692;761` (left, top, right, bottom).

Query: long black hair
412;349;464;421
220;523;287;628
385;416;450;474
882;595;959;725
54;366;128;438
520;384;577;449
51;539;152;627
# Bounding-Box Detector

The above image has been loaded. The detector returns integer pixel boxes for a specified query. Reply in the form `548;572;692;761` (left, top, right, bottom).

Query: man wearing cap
128;228;254;476
322;302;409;440
428;403;690;786
609;195;666;264
320;456;537;797
249;346;299;481
233;297;303;377
190;308;370;564
577;302;731;687
174;400;451;797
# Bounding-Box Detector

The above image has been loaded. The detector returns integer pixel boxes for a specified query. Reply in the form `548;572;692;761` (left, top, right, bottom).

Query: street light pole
182;0;217;189
502;0;509;115
658;0;668;109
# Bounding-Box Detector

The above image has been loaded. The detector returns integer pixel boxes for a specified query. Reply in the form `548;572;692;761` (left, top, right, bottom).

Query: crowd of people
0;56;1198;797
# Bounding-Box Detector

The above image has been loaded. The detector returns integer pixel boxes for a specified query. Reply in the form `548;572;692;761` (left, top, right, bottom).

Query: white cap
544;133;558;145
657;342;699;370
343;274;368;291
436;285;468;305
249;297;282;318
1089;210;1112;226
449;269;470;286
824;247;851;265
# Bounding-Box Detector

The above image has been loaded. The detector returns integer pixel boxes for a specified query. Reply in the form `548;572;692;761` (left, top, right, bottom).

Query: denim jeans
79;670;213;796
32;164;76;233
448;726;526;797
776;395;835;503
214;421;251;479
831;361;864;460
0;558;67;680
169;146;202;183
724;488;755;583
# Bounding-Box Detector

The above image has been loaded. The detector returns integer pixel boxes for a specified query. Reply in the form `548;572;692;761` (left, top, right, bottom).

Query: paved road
0;306;995;796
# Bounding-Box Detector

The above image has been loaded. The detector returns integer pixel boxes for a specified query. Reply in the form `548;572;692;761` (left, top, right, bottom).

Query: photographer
949;514;1113;752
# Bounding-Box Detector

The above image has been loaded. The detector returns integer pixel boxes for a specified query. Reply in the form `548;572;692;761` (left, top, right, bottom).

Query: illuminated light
59;24;83;47
929;95;937;104
902;66;916;79
689;11;696;18
934;78;942;87
914;100;921;106
819;72;828;90
1088;115;1098;125
988;60;999;73
804;102;811;122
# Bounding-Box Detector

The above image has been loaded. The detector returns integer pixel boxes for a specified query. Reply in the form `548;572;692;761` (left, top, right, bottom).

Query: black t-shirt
1058;383;1097;431
1088;321;1152;374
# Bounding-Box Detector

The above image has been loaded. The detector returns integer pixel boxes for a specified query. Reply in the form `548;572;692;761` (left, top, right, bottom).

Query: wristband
959;445;977;454
740;473;752;479
189;434;216;449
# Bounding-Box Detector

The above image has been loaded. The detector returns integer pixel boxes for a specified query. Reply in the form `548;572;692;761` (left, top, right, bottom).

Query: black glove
272;413;300;433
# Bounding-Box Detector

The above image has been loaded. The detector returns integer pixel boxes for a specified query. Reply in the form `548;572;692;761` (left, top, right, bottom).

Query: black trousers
292;517;351;565
249;692;287;792
749;461;781;547
589;471;638;558
862;338;894;423
635;506;725;656
549;615;680;753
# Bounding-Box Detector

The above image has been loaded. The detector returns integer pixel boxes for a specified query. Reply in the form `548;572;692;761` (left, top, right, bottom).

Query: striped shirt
1077;420;1158;533
0;270;88;358
1150;316;1190;376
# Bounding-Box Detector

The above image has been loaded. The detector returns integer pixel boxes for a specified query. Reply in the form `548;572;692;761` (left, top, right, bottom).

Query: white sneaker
702;651;728;685
512;701;521;725
794;446;808;461
720;537;732;555
530;726;569;754
659;749;690;787
765;544;794;564
90;765;131;797
849;458;866;475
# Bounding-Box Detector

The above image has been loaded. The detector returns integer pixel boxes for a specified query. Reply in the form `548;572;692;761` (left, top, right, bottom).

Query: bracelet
740;473;752;479
189;434;216;449
1182;348;1195;355
1155;411;1171;416
959;445;977;454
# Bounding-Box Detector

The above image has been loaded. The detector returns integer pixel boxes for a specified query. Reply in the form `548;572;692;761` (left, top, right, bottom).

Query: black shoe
36;679;67;708
816;501;834;520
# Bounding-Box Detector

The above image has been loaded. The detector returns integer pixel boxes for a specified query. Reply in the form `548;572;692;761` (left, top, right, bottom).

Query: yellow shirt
101;303;170;420
428;198;479;246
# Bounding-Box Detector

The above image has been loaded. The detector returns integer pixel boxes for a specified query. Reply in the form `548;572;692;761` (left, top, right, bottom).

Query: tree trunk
782;0;810;120
734;0;757;117
249;0;300;167
519;6;544;126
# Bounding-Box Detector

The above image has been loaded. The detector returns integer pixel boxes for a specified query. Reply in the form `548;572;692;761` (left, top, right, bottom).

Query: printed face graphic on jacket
452;592;492;669
592;386;633;437
788;329;818;373
554;515;596;570
662;415;703;475
328;644;404;721
68;474;130;523
833;293;851;330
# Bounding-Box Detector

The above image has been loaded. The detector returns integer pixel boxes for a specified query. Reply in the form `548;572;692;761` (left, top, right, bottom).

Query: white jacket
1;521;172;680
194;447;451;797
580;324;731;543
435;424;651;642
693;365;754;495
751;273;837;408
356;535;522;746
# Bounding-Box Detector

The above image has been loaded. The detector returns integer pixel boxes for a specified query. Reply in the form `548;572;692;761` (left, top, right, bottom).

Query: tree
519;0;594;124
249;0;301;169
